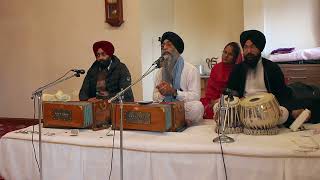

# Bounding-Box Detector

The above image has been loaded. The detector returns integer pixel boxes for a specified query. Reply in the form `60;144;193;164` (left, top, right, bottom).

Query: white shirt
153;61;201;102
244;58;268;97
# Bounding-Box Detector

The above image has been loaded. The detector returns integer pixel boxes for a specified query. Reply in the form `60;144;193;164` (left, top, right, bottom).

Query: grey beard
162;55;178;84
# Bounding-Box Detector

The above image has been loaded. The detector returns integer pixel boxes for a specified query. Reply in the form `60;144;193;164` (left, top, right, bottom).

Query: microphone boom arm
108;65;158;103
32;72;81;98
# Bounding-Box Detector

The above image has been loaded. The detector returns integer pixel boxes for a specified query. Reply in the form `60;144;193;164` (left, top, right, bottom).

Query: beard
243;52;261;69
162;52;178;84
97;57;111;70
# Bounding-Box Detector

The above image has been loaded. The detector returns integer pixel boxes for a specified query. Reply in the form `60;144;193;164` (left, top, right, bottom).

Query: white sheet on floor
0;120;320;180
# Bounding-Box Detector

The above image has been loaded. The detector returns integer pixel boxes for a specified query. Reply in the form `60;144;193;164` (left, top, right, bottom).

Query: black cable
108;126;116;180
216;103;228;180
32;97;40;172
218;136;228;180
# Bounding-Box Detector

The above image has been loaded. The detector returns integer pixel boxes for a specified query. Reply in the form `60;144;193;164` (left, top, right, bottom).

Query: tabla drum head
240;93;273;107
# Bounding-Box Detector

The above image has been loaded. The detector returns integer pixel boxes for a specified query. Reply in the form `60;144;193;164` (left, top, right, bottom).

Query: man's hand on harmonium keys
156;81;177;96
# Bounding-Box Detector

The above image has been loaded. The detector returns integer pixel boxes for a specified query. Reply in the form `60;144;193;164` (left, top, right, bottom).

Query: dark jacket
79;55;134;102
227;58;294;125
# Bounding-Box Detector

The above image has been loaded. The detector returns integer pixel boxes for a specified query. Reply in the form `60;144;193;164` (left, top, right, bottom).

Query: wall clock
105;0;124;27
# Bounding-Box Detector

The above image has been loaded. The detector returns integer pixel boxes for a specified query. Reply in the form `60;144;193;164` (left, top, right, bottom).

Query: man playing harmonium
153;31;204;126
227;30;319;127
79;40;134;102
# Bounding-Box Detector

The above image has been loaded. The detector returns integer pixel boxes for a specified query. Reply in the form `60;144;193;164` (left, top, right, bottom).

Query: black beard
244;53;261;69
98;59;111;70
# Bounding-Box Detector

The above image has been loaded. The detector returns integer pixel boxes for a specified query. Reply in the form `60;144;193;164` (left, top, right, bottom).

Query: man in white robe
153;31;204;125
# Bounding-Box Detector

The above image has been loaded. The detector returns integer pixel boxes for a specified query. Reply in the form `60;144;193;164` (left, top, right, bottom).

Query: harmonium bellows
112;101;186;132
43;100;111;130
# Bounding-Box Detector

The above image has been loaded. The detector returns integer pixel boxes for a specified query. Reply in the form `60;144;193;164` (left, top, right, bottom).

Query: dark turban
161;32;184;54
92;41;114;56
240;30;266;52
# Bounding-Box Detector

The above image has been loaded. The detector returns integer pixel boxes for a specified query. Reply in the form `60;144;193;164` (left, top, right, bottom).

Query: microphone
223;88;239;100
152;56;165;66
71;69;85;74
224;88;234;101
152;55;169;68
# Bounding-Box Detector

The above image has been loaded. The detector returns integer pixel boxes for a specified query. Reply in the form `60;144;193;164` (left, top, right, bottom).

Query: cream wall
263;0;320;54
243;0;320;55
0;0;142;118
243;0;265;32
174;0;244;70
140;0;174;101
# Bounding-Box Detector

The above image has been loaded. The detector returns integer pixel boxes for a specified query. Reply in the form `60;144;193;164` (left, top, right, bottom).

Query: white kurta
153;61;204;123
244;58;267;97
244;58;288;124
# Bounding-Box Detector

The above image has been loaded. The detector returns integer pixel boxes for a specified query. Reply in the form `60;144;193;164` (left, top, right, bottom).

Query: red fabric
92;41;114;56
200;62;235;119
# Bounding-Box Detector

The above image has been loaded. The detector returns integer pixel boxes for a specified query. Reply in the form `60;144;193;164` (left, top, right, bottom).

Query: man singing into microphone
79;40;134;102
153;32;204;126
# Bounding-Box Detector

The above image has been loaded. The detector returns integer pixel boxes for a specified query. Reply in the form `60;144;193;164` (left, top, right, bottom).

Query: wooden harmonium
112;101;186;132
43;100;111;130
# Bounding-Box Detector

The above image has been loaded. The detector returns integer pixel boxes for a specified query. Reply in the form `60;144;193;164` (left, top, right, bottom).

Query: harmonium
111;101;186;132
42;100;111;130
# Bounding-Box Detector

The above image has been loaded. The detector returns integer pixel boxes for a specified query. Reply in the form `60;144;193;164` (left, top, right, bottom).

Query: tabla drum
240;93;281;135
214;95;242;134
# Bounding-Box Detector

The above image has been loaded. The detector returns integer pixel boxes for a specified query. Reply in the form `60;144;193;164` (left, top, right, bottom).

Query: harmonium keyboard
43;100;111;130
111;101;186;132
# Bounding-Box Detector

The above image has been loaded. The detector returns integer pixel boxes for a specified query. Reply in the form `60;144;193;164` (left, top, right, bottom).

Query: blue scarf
163;56;184;102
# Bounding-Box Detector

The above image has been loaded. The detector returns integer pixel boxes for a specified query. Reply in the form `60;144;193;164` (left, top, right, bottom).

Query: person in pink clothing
201;42;242;119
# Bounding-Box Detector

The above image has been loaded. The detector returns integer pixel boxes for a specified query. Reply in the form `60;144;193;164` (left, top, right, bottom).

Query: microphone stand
108;63;160;180
213;94;235;143
31;71;82;180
